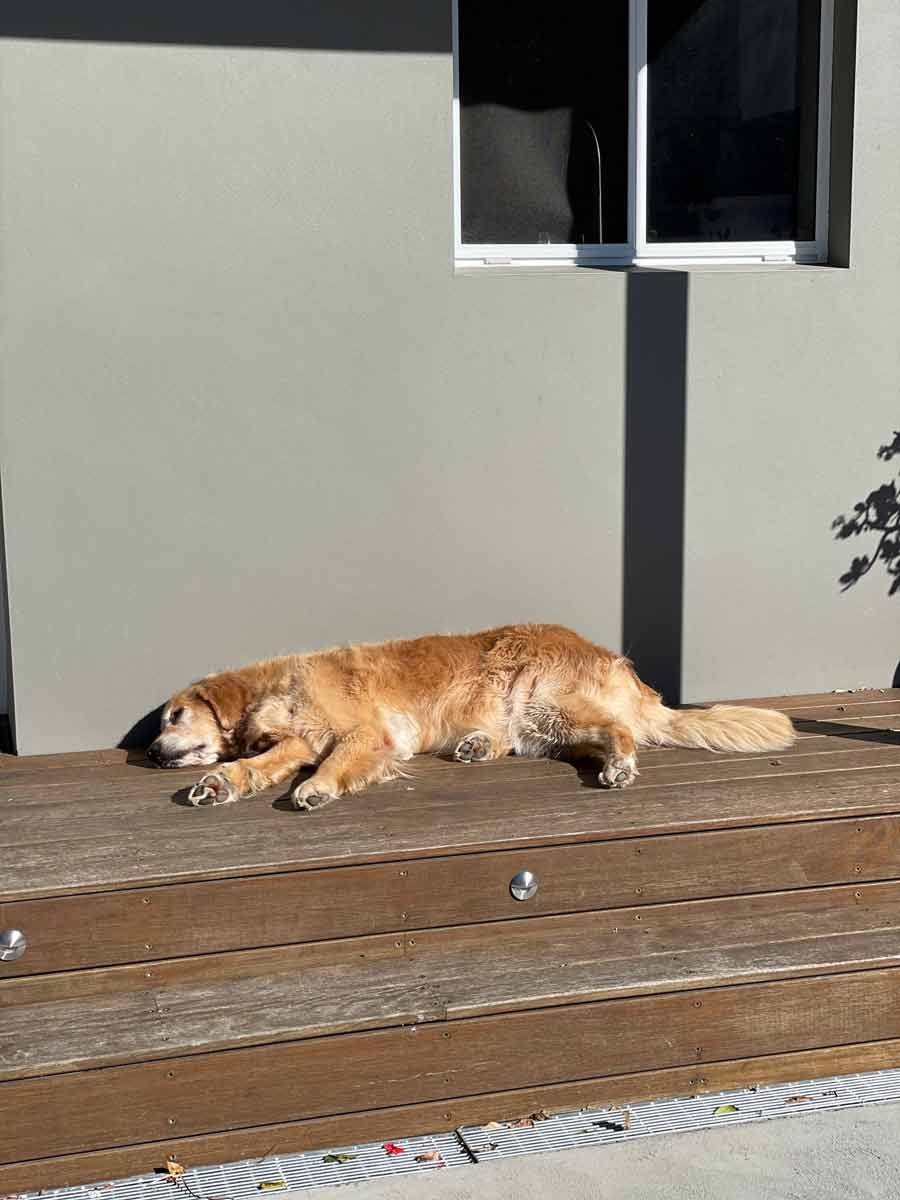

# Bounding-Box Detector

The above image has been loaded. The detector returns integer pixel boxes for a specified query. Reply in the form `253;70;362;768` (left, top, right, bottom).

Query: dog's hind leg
189;735;317;806
291;727;399;811
535;694;638;788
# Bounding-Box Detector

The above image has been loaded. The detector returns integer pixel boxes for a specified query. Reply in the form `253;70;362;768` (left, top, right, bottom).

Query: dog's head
146;673;251;768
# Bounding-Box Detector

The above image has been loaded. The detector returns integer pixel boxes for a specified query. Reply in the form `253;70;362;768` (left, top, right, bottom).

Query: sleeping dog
147;623;795;809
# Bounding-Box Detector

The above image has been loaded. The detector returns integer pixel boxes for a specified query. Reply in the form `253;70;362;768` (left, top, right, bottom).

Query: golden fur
145;624;796;809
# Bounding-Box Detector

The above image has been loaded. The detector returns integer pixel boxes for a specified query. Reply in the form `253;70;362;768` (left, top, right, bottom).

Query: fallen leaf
769;759;783;766
479;1142;499;1152
592;1119;626;1133
165;1161;185;1178
821;1090;839;1098
622;1111;633;1130
415;1151;444;1164
713;1104;739;1116
383;1142;406;1156
529;1109;552;1122
509;1118;534;1129
257;1182;287;1191
785;1095;811;1105
322;1154;357;1165
484;1121;504;1130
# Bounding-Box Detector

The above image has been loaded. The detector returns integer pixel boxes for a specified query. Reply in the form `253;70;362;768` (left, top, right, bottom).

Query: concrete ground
302;1105;900;1200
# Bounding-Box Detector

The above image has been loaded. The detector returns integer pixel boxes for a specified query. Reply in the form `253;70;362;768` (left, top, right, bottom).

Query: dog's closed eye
169;707;185;724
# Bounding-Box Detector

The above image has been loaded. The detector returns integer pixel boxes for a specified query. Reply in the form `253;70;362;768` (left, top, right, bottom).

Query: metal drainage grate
458;1067;900;1161
19;1134;468;1200
16;1067;900;1200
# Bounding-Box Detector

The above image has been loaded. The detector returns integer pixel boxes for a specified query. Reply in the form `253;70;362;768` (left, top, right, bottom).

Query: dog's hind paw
291;780;337;811
188;772;238;806
453;731;493;763
599;754;638;789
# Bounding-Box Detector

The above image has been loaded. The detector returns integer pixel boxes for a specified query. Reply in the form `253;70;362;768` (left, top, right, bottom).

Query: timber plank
5;1039;900;1194
793;714;900;734
640;727;900;765
6;882;900;1077
704;689;900;711
630;745;900;788
7;764;900;901
5;813;900;975
5;968;900;1161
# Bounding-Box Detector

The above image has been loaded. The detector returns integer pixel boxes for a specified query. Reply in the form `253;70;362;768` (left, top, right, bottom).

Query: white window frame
452;0;834;267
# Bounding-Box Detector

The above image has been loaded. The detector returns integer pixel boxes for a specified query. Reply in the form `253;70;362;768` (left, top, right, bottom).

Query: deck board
6;759;900;899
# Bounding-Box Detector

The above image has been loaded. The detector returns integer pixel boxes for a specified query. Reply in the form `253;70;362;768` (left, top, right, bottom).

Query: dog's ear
194;674;251;733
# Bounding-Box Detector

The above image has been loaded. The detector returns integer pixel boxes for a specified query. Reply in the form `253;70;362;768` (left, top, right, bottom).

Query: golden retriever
146;624;795;809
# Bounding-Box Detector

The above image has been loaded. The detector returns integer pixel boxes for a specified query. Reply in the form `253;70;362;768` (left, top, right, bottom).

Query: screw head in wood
510;871;539;901
0;929;27;962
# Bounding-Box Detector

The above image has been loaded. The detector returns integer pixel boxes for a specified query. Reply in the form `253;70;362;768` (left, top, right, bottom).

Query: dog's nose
146;742;161;764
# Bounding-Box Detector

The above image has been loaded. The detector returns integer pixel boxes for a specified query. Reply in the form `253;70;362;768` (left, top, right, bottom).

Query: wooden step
3;690;900;1191
5;960;900;1165
6;746;900;904
5;810;900;975
5;881;900;1080
7;1038;900;1195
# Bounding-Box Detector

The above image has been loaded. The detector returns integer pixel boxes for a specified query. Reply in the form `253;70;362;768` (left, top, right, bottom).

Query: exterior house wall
0;2;896;753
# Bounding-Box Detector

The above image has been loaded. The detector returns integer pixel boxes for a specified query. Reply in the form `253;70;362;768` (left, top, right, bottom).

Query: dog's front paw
453;731;493;763
291;780;337;812
599;754;638;789
188;772;239;806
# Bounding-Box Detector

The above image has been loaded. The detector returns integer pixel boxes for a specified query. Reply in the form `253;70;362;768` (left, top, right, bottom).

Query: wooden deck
4;690;900;1189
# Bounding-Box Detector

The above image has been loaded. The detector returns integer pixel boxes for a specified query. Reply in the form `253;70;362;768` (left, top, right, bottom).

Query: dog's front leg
291;727;398;811
189;735;317;806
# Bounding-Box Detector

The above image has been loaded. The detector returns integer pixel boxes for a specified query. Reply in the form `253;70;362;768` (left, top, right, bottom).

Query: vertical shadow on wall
0;473;14;750
622;269;689;705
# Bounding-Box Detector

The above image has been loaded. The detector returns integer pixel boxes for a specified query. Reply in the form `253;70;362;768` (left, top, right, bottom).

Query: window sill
454;259;848;278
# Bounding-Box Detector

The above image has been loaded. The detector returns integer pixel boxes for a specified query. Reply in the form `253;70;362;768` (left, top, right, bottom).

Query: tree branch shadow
833;431;900;595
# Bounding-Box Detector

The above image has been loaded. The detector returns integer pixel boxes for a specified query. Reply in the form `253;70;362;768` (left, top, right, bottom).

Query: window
453;0;833;265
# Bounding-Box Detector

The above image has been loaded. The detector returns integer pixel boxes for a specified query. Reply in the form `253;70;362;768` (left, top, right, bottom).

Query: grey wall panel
681;0;900;701
0;42;625;752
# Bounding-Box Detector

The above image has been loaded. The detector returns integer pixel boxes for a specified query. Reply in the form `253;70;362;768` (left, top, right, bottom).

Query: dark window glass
458;2;629;245
647;0;821;243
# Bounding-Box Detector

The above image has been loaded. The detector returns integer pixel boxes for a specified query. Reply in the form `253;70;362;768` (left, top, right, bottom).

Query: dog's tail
641;702;796;754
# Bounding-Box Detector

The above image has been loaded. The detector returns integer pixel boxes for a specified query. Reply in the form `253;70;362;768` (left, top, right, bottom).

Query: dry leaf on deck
785;1095;812;1105
484;1121;504;1130
383;1142;406;1156
622;1111;633;1130
414;1151;444;1164
257;1182;287;1191
509;1118;534;1129
322;1154;357;1164
713;1105;739;1116
164;1161;185;1178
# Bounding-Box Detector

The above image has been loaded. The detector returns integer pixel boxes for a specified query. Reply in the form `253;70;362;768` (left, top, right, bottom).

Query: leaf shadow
833;431;900;595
